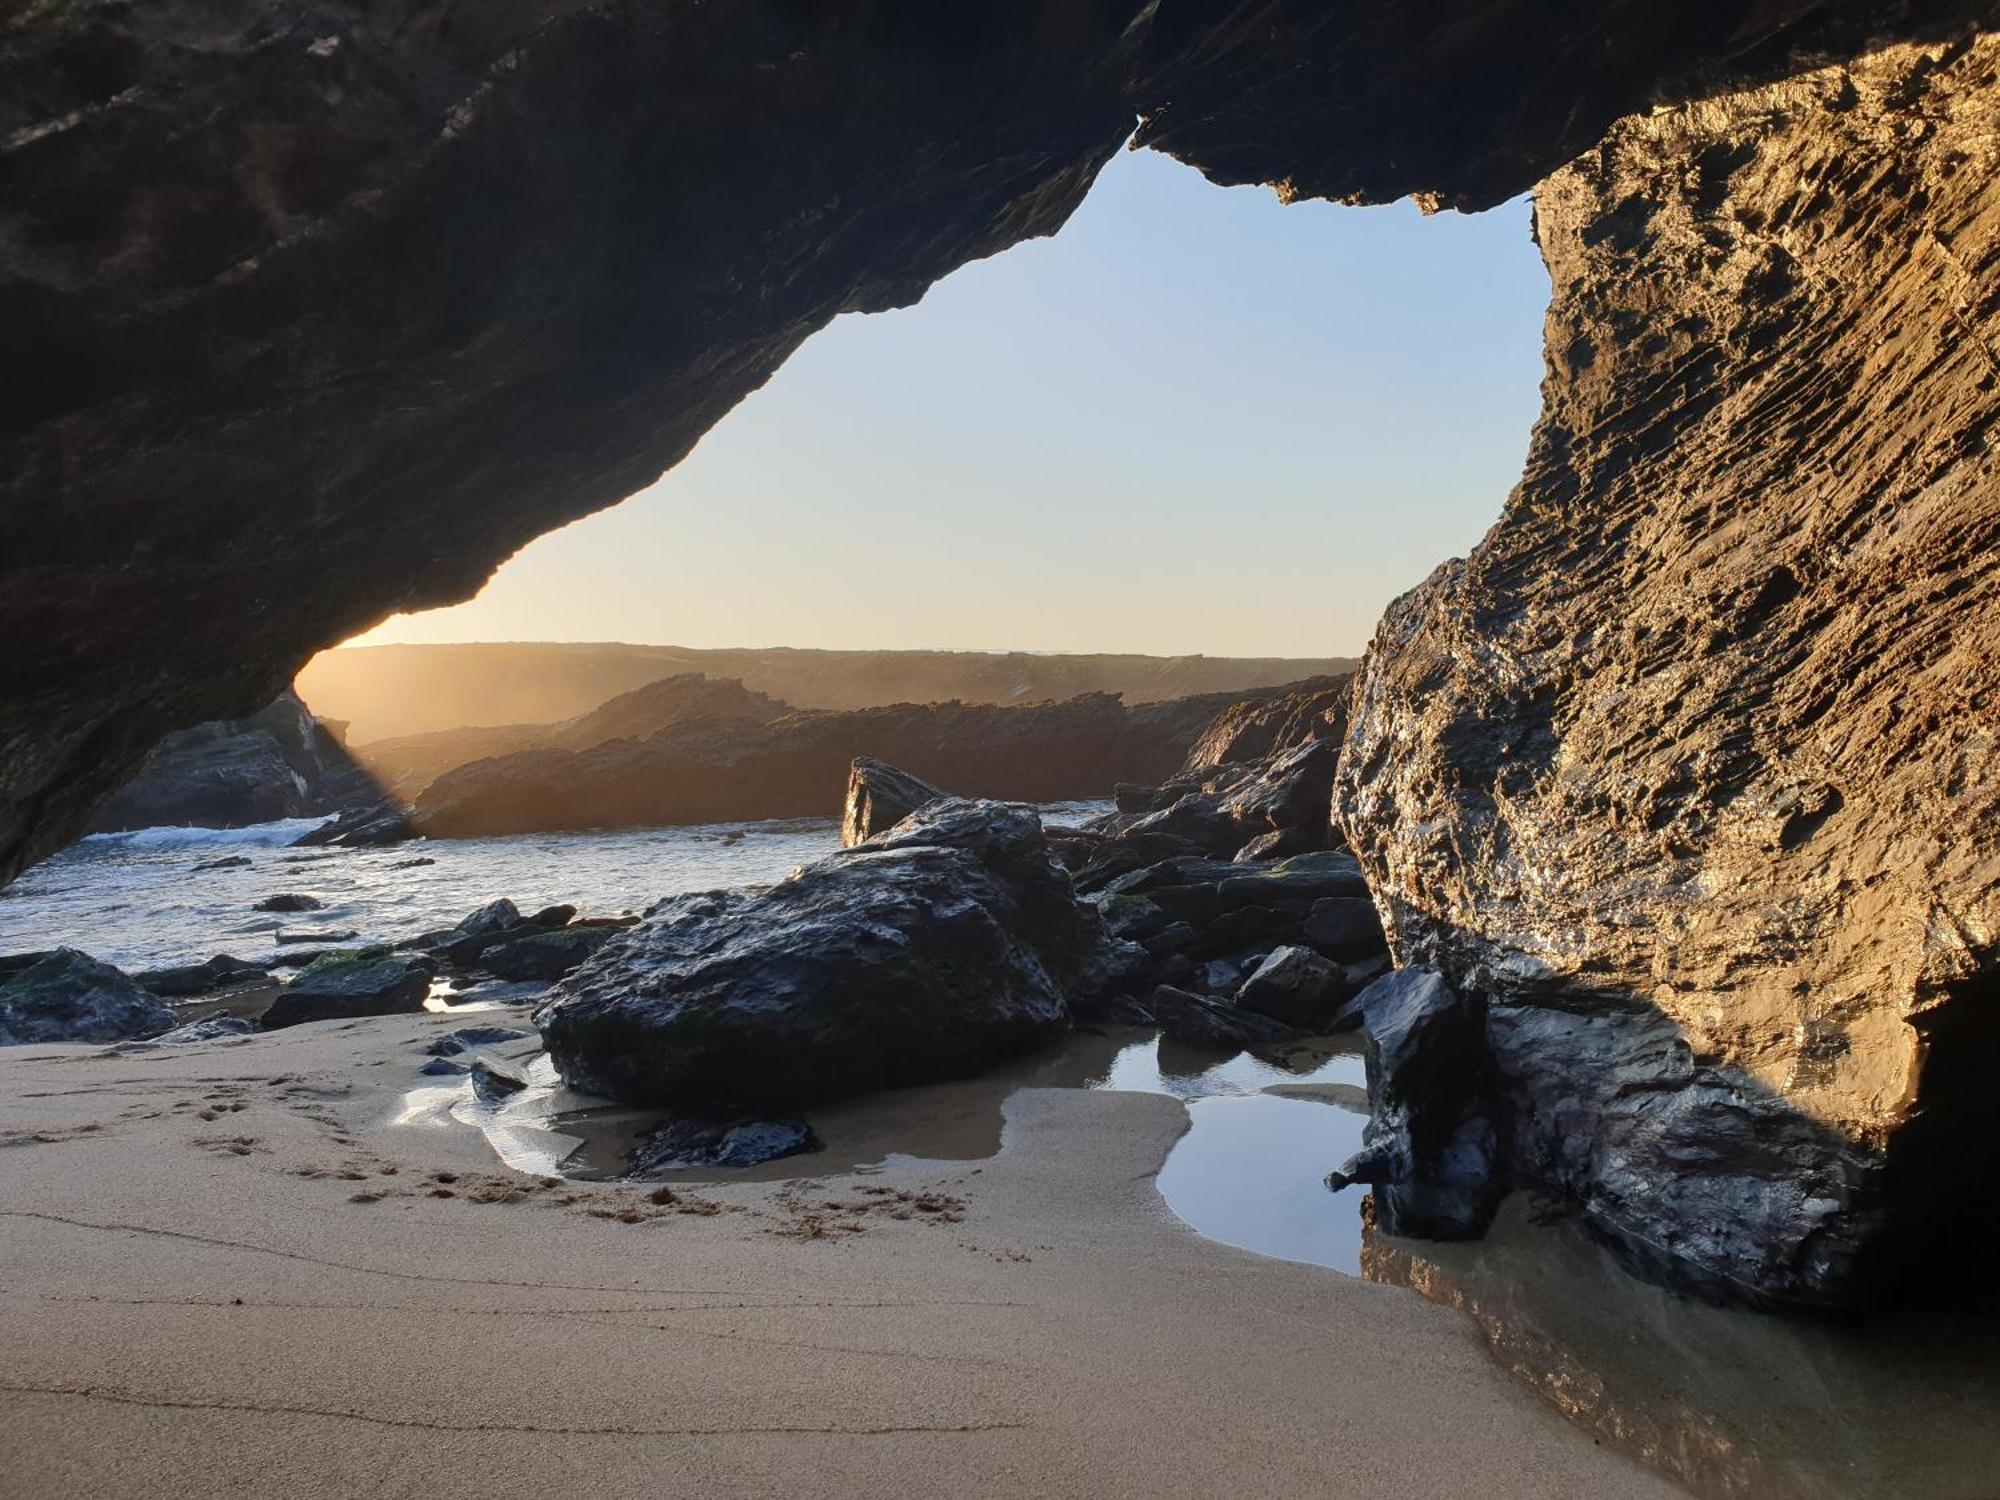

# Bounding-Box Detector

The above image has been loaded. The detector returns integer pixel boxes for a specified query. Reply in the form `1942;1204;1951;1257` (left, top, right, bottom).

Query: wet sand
0;1012;1676;1499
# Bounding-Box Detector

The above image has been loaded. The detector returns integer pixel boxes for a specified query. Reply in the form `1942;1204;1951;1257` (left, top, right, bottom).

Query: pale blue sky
354;147;1550;659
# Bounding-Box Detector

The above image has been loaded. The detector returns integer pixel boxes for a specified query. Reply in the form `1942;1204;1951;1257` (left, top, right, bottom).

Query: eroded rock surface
1336;34;2000;1306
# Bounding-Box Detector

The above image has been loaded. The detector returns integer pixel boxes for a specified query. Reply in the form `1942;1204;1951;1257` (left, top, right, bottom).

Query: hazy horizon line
320;638;1361;662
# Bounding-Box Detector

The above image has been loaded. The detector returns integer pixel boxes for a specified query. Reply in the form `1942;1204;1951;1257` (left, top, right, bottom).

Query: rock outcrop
413;690;1254;839
1335;34;2000;1307
86;693;375;833
351;673;786;799
1180;675;1350;774
537;800;1111;1111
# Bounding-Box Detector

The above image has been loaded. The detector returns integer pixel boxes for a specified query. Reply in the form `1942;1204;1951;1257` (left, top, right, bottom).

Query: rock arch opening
2;1;1996;1313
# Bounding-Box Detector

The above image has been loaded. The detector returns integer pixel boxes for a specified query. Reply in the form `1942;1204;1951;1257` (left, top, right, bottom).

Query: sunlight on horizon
346;149;1549;661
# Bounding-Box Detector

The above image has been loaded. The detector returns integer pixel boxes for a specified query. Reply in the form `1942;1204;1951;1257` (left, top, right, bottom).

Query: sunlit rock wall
1337;34;2000;1306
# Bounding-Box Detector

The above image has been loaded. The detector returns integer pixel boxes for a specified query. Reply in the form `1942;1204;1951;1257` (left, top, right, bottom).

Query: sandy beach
0;1009;1674;1499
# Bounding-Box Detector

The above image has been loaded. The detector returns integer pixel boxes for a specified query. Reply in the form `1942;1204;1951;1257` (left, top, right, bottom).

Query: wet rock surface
290;803;416;849
259;951;434;1030
124;1015;258;1048
537;800;1110;1112
0;949;177;1046
1335;34;2000;1307
627;1118;821;1175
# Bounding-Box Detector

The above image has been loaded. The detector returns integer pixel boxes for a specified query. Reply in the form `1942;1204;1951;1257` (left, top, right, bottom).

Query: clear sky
351;146;1550;659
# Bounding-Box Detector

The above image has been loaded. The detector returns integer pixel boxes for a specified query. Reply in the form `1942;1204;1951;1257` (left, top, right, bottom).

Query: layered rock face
1336;34;2000;1306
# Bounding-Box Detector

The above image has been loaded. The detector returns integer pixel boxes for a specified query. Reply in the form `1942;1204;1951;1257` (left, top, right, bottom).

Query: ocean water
0;801;1112;972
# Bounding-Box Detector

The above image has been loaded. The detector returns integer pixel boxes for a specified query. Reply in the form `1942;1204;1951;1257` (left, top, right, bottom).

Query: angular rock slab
537;800;1110;1112
840;757;947;848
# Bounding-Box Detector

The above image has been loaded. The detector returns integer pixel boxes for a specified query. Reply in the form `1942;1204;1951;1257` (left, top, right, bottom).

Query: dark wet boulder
292;802;415;848
454;899;523;937
133;953;269;997
425;1024;533;1057
254;893;323;913
0;949;177;1046
192;855;252;873
628;1118;821;1175
1181;905;1307;960
479;926;618;982
1302;897;1387;959
1235;945;1353;1032
840;758;948;848
1326;970;1501;1240
1148;984;1301;1052
538;799;1110;1112
259;951;434;1029
274;929;359;946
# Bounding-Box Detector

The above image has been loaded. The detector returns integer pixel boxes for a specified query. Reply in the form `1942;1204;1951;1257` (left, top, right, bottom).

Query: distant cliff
411;688;1260;838
297;643;1353;743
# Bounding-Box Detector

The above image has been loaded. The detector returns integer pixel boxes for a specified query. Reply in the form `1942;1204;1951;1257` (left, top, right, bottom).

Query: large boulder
0;949;177;1046
840;757;947;848
537;799;1112;1112
259;951;435;1030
